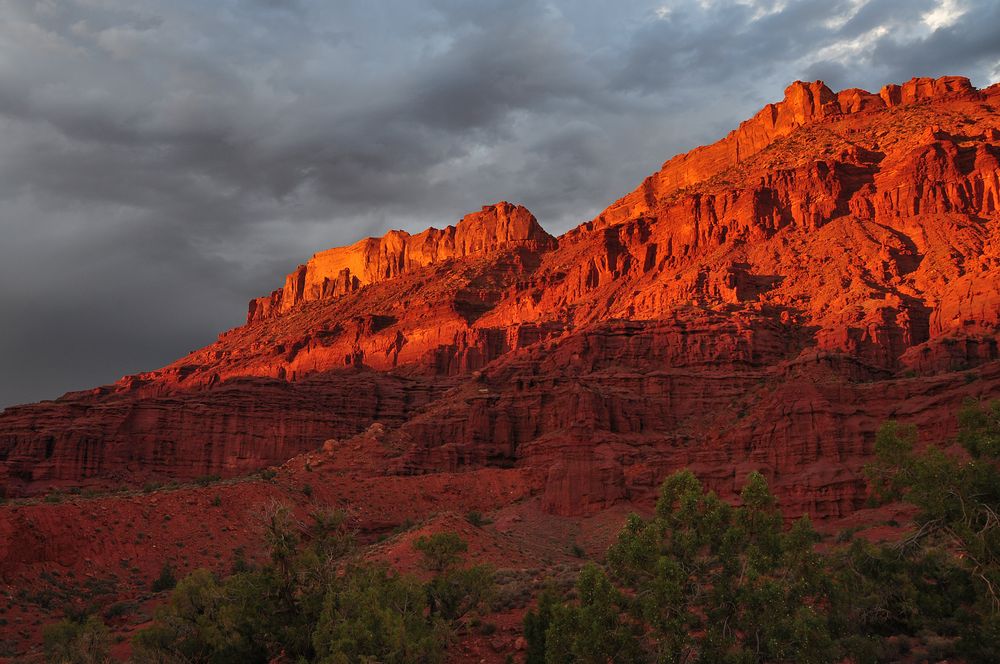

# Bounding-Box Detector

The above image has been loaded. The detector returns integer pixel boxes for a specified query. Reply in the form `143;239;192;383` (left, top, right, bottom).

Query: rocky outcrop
879;75;976;107
596;76;980;227
872;136;1000;220
247;202;555;323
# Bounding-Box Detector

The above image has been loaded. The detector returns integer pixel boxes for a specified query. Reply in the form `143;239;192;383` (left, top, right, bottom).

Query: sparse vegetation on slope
526;400;1000;663
126;506;492;663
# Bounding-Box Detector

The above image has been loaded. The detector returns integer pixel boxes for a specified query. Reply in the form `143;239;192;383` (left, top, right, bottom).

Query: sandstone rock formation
247;202;554;323
1;75;998;525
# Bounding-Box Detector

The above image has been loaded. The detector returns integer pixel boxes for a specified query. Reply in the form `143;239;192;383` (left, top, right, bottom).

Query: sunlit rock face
1;76;998;523
247;202;555;323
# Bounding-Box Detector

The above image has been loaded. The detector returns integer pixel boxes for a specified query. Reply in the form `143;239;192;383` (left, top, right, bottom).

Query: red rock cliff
247;202;555;323
1;76;998;522
596;76;978;226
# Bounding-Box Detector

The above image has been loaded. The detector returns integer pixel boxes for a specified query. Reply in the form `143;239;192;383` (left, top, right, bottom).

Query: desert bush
43;615;110;663
466;510;491;527
414;532;467;573
150;563;176;593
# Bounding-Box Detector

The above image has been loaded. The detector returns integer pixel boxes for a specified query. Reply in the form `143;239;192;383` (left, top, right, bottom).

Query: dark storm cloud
2;0;998;408
615;0;852;94
871;2;1000;84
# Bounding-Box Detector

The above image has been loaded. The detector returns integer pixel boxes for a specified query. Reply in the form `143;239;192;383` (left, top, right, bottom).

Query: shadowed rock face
1;76;998;522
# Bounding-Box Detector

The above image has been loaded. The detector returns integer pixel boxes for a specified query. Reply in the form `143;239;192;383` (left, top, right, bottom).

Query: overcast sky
1;0;998;408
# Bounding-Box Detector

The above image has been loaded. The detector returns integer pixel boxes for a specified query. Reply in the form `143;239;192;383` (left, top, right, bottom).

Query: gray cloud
2;0;998;407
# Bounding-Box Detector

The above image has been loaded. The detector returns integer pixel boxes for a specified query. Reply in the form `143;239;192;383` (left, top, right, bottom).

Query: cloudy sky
1;0;998;408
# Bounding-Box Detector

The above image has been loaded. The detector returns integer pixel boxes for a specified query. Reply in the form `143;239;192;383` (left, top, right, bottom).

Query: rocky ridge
247;202;555;323
1;75;998;522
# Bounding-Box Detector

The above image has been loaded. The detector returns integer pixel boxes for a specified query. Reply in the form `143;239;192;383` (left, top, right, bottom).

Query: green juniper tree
43;615;111;664
857;399;1000;662
415;531;494;623
527;470;838;663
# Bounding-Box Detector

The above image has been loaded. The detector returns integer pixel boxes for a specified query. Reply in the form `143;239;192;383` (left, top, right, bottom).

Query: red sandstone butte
1;75;998;520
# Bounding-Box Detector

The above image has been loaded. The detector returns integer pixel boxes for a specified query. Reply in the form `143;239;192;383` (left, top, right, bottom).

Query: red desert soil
1;75;999;660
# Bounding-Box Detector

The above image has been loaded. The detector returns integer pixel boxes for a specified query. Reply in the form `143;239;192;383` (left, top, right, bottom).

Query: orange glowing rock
1;75;997;524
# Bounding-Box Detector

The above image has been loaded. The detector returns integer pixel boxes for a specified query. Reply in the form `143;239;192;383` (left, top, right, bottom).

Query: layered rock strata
1;76;998;520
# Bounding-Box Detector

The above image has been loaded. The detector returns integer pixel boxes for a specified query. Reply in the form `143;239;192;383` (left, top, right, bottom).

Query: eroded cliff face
0;372;450;493
595;76;980;226
247;202;555;323
1;76;998;523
